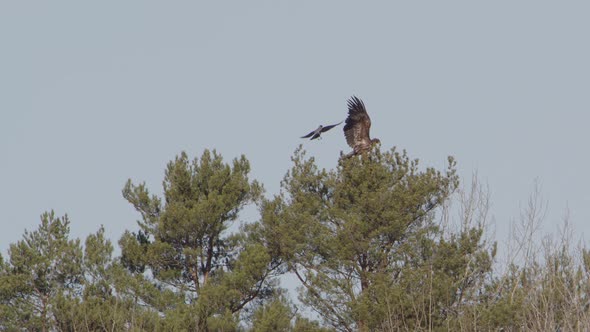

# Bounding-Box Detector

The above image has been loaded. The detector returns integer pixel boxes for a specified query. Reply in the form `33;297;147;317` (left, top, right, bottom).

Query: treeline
1;147;589;331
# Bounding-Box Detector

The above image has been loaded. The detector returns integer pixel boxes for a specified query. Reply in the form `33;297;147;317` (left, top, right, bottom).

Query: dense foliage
1;147;589;331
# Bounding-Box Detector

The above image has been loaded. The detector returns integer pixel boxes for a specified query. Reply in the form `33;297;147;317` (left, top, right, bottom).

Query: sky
1;1;589;263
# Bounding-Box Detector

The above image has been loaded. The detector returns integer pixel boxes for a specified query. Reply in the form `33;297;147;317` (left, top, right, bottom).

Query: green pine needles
1;147;588;331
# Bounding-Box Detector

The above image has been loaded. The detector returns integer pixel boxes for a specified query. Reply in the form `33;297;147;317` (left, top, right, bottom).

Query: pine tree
53;226;161;331
0;211;83;331
120;149;281;330
259;146;495;331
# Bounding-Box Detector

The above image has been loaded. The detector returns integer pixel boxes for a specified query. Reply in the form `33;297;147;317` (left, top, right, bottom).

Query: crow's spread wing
320;121;343;133
301;126;322;139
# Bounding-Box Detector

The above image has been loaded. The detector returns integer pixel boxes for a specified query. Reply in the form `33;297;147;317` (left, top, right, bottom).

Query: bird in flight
301;121;343;140
343;96;380;157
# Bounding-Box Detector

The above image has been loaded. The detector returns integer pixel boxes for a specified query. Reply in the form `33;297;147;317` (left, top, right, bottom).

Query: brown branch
291;265;354;332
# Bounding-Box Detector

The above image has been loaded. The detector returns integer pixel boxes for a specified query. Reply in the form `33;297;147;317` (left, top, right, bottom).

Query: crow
301;121;343;140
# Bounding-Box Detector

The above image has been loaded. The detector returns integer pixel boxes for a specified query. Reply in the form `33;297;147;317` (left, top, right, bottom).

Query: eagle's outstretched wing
343;96;372;149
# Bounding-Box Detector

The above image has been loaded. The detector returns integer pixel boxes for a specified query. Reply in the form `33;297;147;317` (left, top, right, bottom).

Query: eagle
301;121;343;140
343;96;380;157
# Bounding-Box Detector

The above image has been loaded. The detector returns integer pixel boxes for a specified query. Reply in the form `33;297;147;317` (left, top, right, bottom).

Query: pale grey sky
1;1;589;257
